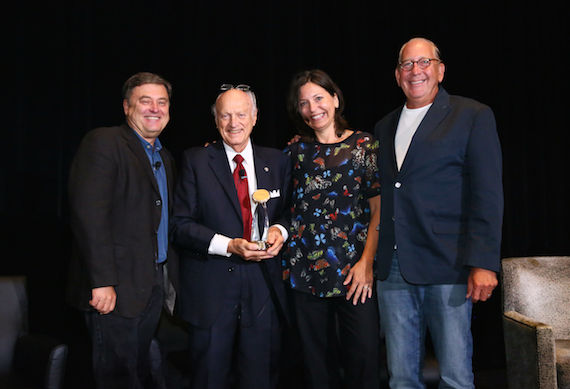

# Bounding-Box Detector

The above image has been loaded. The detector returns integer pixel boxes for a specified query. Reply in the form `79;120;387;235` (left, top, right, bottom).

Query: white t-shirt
395;103;432;170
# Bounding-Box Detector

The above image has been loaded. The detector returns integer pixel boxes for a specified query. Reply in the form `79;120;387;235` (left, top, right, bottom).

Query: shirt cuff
208;234;233;257
272;224;288;241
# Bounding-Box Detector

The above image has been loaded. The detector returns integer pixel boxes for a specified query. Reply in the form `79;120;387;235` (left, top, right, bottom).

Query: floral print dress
283;131;381;297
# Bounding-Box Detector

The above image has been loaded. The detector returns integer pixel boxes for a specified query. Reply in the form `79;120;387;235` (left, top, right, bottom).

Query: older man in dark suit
68;72;178;389
374;38;503;388
170;85;291;389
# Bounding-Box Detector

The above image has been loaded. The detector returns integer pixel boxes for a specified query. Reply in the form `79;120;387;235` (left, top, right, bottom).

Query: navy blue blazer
170;140;292;328
374;87;503;285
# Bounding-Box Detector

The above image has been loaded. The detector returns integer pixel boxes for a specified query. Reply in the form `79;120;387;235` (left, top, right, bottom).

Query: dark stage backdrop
4;0;569;386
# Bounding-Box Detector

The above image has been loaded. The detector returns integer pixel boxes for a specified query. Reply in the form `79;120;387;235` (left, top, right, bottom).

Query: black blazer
67;123;179;318
374;87;503;284
170;141;291;328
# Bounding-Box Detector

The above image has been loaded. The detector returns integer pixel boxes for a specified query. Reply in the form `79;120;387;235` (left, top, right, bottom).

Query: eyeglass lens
400;59;436;71
220;84;251;91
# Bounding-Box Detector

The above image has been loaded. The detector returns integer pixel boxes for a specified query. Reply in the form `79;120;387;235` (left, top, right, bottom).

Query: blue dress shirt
134;131;168;264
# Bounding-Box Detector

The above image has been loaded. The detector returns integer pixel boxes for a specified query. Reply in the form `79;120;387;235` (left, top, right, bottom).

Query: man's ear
395;68;402;87
252;109;258;126
437;62;446;83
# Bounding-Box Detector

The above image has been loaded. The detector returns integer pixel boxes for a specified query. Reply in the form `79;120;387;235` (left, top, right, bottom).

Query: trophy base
253;240;270;251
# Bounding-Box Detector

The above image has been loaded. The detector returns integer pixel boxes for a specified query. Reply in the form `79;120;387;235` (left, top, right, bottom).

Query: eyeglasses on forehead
220;84;251;92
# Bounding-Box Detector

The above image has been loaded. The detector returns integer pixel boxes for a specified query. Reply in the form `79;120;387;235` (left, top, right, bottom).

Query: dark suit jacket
170;140;291;328
67;123;179;318
374;87;503;285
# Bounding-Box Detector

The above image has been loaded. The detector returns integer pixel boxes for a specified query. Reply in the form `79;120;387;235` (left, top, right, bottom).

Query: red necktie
233;155;252;240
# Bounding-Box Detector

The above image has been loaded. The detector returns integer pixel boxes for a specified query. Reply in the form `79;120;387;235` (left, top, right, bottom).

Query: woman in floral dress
283;69;381;389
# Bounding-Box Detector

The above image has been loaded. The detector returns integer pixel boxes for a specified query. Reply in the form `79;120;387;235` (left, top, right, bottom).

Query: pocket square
269;189;280;199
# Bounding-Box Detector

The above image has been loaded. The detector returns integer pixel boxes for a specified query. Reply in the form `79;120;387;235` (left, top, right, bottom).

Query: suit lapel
386;110;401;176
208;142;242;218
399;87;451;174
121;123;160;194
160;149;175;206
253;146;273;190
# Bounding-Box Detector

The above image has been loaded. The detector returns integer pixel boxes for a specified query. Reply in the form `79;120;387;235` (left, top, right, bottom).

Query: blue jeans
377;253;474;389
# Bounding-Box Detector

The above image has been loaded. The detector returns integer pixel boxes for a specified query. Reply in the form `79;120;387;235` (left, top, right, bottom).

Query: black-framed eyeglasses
398;58;441;71
220;84;251;92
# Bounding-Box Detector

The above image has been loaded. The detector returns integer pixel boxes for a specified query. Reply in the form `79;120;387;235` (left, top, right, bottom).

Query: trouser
187;264;281;389
377;253;474;389
85;264;165;389
290;288;381;389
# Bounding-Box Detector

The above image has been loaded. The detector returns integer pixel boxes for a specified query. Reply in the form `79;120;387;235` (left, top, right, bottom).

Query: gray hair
398;37;442;64
211;89;258;117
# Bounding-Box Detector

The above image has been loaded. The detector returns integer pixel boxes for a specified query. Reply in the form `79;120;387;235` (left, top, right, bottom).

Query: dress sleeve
361;133;381;199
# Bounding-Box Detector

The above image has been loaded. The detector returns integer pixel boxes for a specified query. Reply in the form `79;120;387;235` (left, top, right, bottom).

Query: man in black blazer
68;72;178;388
170;85;291;389
374;38;503;388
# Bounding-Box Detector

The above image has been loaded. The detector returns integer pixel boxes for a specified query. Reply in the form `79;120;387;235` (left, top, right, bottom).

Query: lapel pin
264;166;269;172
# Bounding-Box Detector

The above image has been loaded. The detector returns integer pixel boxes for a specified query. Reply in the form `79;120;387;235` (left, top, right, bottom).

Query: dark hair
287;69;348;139
122;72;173;102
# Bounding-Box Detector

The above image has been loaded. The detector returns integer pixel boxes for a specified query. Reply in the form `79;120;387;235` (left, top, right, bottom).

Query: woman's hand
344;256;374;305
343;195;380;305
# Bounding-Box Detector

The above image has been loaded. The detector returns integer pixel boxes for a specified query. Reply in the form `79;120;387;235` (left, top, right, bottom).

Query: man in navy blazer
374;38;503;388
170;85;291;389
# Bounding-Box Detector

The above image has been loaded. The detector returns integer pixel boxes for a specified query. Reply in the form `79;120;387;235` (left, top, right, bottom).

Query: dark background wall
4;0;569;385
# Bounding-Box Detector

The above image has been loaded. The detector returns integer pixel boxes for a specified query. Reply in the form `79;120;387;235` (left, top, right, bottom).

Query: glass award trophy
251;189;271;250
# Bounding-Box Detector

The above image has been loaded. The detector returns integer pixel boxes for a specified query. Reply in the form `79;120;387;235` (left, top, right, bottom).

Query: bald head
398;37;441;63
214;89;258;153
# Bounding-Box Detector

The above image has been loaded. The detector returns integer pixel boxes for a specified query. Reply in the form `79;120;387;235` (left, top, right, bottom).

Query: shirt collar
132;129;162;152
223;139;253;167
